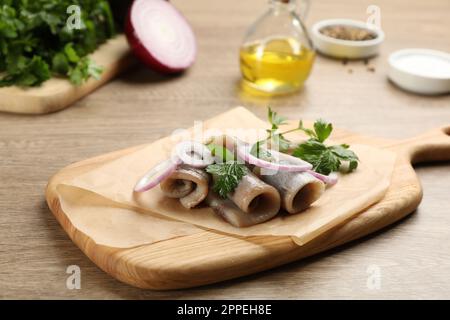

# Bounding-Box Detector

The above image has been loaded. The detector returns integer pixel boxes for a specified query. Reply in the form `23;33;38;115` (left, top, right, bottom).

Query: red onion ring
236;145;312;172
134;157;181;192
307;171;338;185
175;141;214;168
268;146;338;185
268;149;313;167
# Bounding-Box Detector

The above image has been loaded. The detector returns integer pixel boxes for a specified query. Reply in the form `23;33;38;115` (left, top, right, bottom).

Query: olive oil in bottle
240;37;315;94
240;0;314;95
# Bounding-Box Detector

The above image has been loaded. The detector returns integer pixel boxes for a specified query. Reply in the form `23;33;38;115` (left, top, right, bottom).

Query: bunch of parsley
0;0;116;87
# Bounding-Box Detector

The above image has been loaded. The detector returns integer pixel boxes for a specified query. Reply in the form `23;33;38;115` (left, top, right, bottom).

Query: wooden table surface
1;0;449;299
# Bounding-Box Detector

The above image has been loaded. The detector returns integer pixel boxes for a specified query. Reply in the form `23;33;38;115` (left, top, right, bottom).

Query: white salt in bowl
311;19;384;59
388;48;450;95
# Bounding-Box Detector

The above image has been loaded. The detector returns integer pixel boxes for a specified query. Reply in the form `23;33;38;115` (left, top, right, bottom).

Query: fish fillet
160;165;210;209
207;171;281;227
257;168;325;214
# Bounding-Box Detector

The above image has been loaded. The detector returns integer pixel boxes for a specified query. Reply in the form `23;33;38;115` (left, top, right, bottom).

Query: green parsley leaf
268;106;287;130
313;119;333;143
64;43;80;63
349;159;358;171
329;144;359;172
52;52;69;74
68;57;103;85
298;119;333;143
329;144;358;161
293;140;339;175
293;141;339;175
206;162;248;198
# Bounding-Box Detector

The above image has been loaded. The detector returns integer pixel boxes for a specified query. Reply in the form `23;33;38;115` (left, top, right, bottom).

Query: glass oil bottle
240;0;315;95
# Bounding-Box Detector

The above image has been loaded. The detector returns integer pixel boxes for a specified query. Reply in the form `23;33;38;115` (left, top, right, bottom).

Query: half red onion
134;157;182;192
175;141;214;168
125;0;197;74
236;145;312;172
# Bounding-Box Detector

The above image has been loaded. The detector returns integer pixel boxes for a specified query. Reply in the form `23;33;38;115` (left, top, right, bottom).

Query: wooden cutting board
45;123;450;290
0;35;134;115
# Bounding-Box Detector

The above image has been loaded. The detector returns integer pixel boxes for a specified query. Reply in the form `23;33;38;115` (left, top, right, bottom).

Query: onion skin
125;0;197;74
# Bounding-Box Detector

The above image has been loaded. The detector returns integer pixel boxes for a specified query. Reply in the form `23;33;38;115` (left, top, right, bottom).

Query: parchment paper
57;185;202;248
54;107;396;248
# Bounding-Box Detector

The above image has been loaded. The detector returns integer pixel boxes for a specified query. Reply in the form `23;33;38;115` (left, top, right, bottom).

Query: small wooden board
0;35;133;115
46;121;450;290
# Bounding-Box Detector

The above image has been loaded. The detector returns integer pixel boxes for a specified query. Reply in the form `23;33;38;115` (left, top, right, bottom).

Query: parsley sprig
293;119;359;175
252;107;359;175
206;144;248;198
206;161;247;198
251;107;300;158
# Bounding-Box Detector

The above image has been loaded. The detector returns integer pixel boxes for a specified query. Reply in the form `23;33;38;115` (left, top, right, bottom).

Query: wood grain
0;0;449;298
0;36;134;115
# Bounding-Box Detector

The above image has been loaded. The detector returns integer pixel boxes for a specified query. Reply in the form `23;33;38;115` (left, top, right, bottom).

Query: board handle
398;126;450;164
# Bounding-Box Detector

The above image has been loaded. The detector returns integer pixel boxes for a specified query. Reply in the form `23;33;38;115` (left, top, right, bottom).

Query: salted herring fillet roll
160;165;210;209
229;171;280;215
207;171;281;227
256;167;325;214
205;193;265;228
208;134;324;214
205;189;279;228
